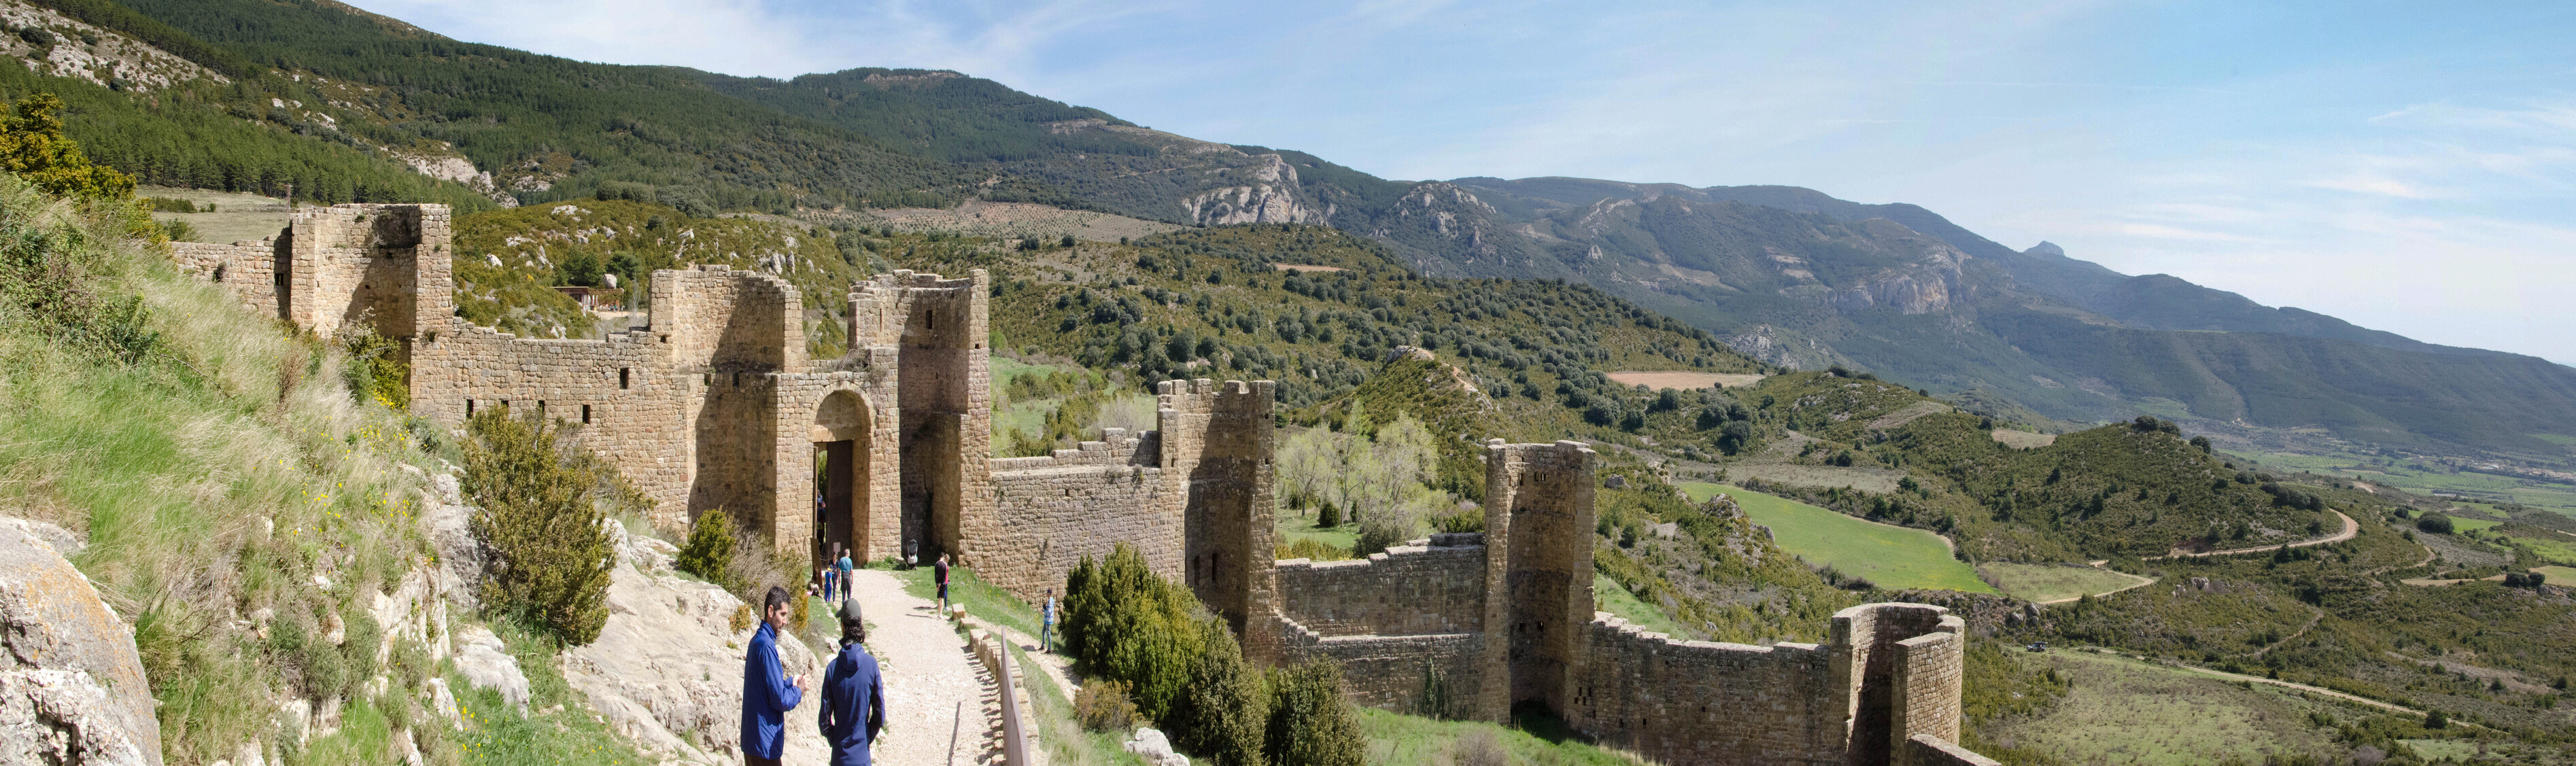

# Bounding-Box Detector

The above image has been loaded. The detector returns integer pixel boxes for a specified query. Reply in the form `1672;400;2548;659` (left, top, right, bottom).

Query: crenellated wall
1568;617;1845;764
979;430;1182;597
1273;540;1487;637
184;201;1984;766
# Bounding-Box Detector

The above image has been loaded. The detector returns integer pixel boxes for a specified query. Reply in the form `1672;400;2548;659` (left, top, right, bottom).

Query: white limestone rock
0;517;161;765
560;532;827;765
450;625;530;710
1122;727;1189;766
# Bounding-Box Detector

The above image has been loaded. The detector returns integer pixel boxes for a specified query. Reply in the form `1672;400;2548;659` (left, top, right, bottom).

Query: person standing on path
820;561;836;603
1040;588;1055;654
836;546;855;604
933;554;950;612
742;587;811;766
818;599;886;765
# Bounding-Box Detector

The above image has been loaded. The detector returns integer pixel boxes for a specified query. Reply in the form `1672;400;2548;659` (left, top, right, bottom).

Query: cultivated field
859;200;1178;242
1991;429;2058;449
1720;464;1906;494
1981;650;2350;765
1606;371;1768;389
140;185;294;244
1683;483;1992;593
1977;563;2152;604
2251;449;2576;519
2450;517;2503;533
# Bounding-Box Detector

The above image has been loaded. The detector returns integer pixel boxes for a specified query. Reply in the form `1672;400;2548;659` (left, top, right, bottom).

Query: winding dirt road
2150;510;2357;560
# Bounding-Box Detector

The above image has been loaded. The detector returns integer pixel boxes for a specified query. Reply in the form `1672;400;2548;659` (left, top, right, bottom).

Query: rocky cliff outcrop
1183;155;1333;226
0;517;162;765
562;521;827;765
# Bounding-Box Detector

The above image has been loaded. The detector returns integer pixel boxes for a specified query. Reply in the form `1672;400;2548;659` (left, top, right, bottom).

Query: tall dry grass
0;174;450;763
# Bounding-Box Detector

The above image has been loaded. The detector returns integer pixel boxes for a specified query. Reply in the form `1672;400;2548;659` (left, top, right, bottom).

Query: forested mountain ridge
40;0;2576;458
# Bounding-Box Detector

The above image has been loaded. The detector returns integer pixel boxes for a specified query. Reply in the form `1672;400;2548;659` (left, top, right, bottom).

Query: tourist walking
820;561;836;603
1040;588;1056;654
817;599;885;765
933;553;950;612
836;546;855;602
741;587;810;766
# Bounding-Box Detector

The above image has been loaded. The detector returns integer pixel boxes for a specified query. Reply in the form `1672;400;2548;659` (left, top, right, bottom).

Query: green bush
1172;615;1267;766
1061;542;1205;723
1073;679;1140;733
2416;514;2454;535
340;326;408;409
462;407;616;645
676;508;736;586
1264;661;1365;766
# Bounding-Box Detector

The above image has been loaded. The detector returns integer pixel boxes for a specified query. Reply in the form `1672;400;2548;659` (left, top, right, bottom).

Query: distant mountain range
31;0;2576;456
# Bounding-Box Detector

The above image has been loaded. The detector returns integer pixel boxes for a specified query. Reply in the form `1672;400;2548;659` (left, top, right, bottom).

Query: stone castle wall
1568;616;1846;765
1274;541;1487;637
1273;619;1486;714
182;201;1982;766
979;430;1184;597
171;239;283;318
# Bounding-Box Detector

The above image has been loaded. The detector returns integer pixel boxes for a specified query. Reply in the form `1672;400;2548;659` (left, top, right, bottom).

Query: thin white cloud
2307;173;2435;198
2110;223;2274;243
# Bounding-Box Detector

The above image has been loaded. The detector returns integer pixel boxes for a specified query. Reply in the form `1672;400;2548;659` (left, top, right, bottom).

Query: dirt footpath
844;569;1003;766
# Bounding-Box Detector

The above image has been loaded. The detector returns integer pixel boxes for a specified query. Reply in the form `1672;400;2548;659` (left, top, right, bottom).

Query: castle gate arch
810;388;874;566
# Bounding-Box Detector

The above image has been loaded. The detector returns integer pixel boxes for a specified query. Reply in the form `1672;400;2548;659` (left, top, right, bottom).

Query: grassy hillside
1631;371;2341;562
1683;483;1991;593
0;174;642;763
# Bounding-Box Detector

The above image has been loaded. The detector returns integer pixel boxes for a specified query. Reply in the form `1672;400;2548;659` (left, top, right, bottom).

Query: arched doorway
810;389;871;568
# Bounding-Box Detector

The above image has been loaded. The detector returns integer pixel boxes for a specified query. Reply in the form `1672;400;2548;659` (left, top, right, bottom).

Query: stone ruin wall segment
172;202;1982;766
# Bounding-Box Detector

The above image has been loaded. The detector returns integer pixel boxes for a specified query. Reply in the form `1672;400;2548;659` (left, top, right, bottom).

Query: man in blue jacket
742;586;810;765
818;599;885;765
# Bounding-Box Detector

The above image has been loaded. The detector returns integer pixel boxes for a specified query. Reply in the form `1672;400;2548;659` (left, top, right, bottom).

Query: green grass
1692;485;1994;593
2456;502;2511;519
2252;450;2576;518
1977;563;2151;603
2450;517;2503;533
882;562;1046;640
2530;433;2576;448
1275;508;1360;555
1978;650;2348;766
2531;565;2576;583
1354;708;1639;765
1677;482;1727;503
2513;536;2576;567
1592;574;1690;637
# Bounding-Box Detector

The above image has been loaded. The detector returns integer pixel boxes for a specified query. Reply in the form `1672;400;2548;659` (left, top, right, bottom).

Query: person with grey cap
817;598;885;765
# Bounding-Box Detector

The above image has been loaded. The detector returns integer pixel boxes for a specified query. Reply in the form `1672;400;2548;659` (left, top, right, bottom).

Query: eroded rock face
563;521;826;765
449;625;529;710
0;517;162;765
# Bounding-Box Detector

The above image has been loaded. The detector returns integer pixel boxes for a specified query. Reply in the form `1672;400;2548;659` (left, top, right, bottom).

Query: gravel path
2150;510;2357;559
845;569;1003;766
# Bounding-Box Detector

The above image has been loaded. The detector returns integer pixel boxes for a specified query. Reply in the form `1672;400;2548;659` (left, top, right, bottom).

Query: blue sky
353;0;2576;364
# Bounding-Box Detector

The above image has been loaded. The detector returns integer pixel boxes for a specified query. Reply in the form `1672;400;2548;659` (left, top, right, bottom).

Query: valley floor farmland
2250;449;2576;518
1605;371;1767;389
1977;563;2154;604
1680;483;1993;593
1980;650;2353;765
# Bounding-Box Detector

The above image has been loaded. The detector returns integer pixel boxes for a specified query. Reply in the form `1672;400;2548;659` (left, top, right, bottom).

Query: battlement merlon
1153;379;1276;465
844;268;989;351
649;265;805;372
